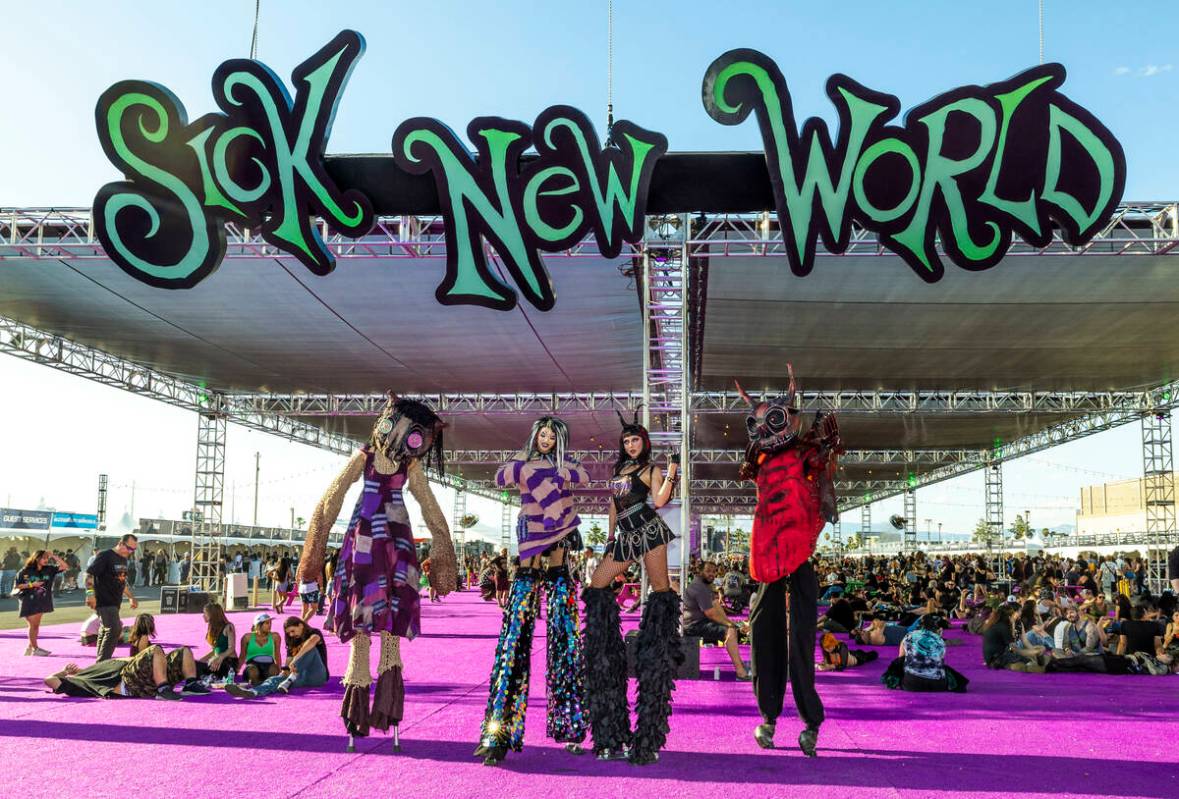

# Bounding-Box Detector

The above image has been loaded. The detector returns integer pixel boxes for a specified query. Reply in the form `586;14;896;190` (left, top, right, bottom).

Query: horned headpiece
736;363;801;454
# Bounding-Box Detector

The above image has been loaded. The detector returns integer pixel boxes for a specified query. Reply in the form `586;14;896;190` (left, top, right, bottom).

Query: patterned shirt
496;455;587;558
902;628;946;681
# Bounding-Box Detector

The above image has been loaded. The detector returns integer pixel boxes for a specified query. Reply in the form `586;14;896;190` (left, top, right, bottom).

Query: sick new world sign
93;30;1125;311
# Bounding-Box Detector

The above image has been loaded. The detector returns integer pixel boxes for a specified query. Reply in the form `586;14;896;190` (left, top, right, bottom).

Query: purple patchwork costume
328;448;422;643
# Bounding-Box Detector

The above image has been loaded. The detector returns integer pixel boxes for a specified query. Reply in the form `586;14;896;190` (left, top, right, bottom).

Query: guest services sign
93;30;1125;311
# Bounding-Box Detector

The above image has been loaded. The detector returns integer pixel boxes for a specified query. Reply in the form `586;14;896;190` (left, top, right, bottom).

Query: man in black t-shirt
85;534;139;662
1118;606;1163;656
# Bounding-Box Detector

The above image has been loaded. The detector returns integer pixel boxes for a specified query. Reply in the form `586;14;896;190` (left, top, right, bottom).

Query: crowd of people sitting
23;532;1179;703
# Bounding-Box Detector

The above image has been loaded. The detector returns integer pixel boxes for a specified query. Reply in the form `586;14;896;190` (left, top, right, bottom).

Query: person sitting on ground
196;603;239;681
816;631;878;671
682;561;751;680
239;612;282;685
226;616;330;698
44;640;210;700
851;612;909;647
1081;592;1110;622
883;614;969;692
1117;604;1168;673
79;612;102;647
982;604;1045;672
125;614;156;654
956;584;986;620
817;595;858;634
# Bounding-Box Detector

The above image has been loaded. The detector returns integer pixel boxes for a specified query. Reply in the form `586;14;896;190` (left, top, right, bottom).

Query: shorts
298;582;320;605
684;619;730;646
275;582;290;594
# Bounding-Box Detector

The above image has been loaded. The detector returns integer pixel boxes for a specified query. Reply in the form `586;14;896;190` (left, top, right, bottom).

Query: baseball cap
253;612;273;626
1006;595;1018;603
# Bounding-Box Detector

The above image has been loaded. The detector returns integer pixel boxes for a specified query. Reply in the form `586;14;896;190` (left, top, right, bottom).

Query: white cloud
1113;66;1131;76
1139;64;1174;77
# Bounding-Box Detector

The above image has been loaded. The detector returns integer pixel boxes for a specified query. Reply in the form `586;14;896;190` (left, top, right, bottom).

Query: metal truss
691;388;1176;416
223;389;1177;419
4;203;1176;261
500;503;512;553
685;203;1179;258
903;489;917;550
1142;412;1177;594
0;313;508;506
190;412;227;592
226;392;645;417
985;462;1005;576
444;448;988;468
861;505;871;540
840;380;1179;510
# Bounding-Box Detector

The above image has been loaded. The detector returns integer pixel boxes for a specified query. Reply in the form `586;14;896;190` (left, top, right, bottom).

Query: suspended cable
249;0;261;60
606;0;615;143
1038;0;1045;65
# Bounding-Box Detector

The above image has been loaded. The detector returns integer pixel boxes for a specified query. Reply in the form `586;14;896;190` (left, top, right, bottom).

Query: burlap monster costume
737;365;841;757
298;393;457;752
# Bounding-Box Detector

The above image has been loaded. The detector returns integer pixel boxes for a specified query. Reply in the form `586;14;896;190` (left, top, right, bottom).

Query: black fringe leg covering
631;589;684;762
479;568;541;752
581;586;632;754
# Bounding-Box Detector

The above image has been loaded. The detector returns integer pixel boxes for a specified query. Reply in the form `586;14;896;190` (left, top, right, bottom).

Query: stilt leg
479;567;541;759
341;632;373;746
544;565;588;746
630;589;684;765
582;585;631;757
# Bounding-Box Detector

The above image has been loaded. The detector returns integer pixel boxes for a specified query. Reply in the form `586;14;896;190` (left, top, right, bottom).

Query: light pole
937;522;943;544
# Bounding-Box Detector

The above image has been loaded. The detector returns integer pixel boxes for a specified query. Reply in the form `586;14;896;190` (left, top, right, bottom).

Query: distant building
1076;473;1178;535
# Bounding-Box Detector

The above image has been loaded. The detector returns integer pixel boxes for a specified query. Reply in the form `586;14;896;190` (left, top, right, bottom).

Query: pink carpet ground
1;590;1175;799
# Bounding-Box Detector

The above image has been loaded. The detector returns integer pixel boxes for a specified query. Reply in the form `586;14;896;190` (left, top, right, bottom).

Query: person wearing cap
238;612;283;685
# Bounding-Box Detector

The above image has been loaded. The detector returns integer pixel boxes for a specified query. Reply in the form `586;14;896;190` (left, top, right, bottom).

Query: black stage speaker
625;631;701;680
160;586;180;614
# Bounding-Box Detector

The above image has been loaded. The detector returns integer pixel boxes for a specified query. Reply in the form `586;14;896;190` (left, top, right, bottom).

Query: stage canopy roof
2;204;1178;513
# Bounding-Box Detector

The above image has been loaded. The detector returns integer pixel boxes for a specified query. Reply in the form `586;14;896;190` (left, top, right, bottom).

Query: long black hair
612;408;651;477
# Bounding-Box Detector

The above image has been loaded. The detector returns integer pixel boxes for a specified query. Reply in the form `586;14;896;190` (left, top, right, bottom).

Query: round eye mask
405;430;424;450
376;418;394;436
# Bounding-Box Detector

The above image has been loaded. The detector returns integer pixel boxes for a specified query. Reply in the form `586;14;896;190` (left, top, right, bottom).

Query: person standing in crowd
85;534;139;662
1;546;21;596
16;549;69;656
270;555;292;615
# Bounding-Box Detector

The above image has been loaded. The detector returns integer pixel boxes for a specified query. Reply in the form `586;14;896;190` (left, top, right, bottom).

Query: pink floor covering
0;590;1176;799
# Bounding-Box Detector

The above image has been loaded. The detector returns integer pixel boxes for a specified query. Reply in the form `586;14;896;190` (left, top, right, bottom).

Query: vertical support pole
903;489;917;551
985;461;1005;580
861;504;871;551
500;499;512;555
96;474;108;531
640;247;652;602
192;404;227;593
679;223;692;600
452;485;467;565
1142;411;1176;594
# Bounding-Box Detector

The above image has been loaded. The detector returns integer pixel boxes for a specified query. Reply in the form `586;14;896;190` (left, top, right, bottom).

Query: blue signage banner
51;512;99;530
0;508;52;530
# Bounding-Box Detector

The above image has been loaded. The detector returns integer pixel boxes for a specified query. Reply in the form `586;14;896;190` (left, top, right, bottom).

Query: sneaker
595;747;629;762
224;683;258;700
754;723;775;750
23;647;34;657
181;680;212;696
32;647;51;657
736;671;753;682
155;686;183;701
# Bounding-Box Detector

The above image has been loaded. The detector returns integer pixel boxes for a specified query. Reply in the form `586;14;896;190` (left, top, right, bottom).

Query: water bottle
713;666;720;680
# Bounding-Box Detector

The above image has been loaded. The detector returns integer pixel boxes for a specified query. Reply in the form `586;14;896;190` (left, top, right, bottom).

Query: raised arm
406;459;457;596
495;454;529;489
557;456;589;486
297;449;366;587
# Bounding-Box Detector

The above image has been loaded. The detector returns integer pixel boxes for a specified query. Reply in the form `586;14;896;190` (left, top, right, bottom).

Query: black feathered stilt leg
582;586;631;757
630;589;684;765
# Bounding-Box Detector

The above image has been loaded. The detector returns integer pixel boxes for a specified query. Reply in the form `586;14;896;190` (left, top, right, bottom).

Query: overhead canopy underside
3;239;1179;509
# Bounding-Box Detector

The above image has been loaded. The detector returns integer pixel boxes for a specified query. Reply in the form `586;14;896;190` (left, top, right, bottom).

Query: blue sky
0;1;1175;539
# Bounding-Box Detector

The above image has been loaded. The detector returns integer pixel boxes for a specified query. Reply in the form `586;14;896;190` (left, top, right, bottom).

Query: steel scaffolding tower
861;504;871;543
190;409;227;592
96;474;108;533
903;490;917;551
500;501;512;554
1142;411;1177;594
985;462;1005;578
452;484;467;562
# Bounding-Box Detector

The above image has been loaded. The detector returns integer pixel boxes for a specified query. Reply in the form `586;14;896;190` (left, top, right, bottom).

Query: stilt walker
475;417;589;766
583;410;682;765
736;365;841;757
298;392;456;753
